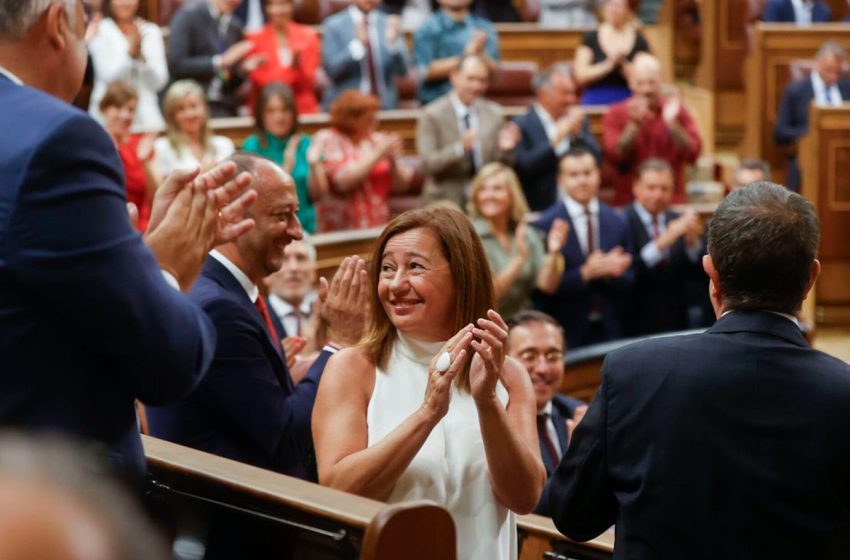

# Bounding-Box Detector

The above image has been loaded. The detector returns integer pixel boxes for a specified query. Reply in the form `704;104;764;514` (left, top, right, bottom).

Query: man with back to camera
506;310;587;515
0;0;255;479
532;145;634;349
547;182;850;559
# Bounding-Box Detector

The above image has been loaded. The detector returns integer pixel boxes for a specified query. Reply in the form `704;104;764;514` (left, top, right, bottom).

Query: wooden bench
799;104;850;326
742;24;850;186
143;435;456;559
518;514;614;560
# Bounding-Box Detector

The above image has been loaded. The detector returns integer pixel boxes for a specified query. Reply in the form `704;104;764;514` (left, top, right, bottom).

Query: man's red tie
364;17;380;97
255;296;281;352
652;214;660;239
537;413;560;467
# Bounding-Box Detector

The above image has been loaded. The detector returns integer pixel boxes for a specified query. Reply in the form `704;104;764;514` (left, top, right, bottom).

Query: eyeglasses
517;350;564;365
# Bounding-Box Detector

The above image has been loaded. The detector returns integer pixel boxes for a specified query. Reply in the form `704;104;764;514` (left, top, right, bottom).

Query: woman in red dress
246;0;320;114
99;81;159;231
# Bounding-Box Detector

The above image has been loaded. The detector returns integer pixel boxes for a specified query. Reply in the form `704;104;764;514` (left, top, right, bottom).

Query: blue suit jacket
321;8;409;110
0;75;215;478
147;258;331;481
763;0;832;22
512;108;601;212
547;311;850;559
533;200;634;348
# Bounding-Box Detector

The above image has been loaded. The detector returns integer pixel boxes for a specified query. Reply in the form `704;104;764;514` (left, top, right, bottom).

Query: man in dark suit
623;158;705;335
0;0;256;479
533;146;634;348
168;0;253;116
763;0;832;22
147;154;367;482
547;182;850;559
321;0;409;110
513;63;601;212
775;41;850;190
507;310;587;514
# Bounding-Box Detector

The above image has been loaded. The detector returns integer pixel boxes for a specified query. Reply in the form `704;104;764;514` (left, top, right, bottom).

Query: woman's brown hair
360;206;495;392
253;81;299;148
328;90;379;138
98;80;138;113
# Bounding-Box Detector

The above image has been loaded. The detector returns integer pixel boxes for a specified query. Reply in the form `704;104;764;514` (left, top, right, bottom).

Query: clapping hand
497;121;521;152
662;88;683;126
464;30;487;55
566;405;588;444
628;95;650;124
514;222;529;259
547;218;569;254
282;336;307;370
317;256;370;347
421;325;474;423
603;247;633;277
386;15;401;44
469;310;510;405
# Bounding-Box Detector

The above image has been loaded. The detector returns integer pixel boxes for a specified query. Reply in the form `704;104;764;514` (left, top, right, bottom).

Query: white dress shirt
0;65;23;85
811;71;844;107
790;0;814;25
534;103;571;156
562;193;600;256
210;250;259;302
268;292;316;337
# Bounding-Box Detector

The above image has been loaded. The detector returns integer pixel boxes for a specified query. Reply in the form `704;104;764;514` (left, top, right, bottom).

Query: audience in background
154;80;236;177
312;91;412;231
574;0;649;105
533;146;633;348
762;0;832;23
321;0;409;110
235;0;265;31
267;237;318;340
513;63;600;211
417;54;519;208
100;81;159;232
88;0;167;132
413;0;499;105
732;158;772;190
243;82;319;233
468;163;568;319
774;41;850;191
506;310;587;514
623;159;705;336
472;0;532;22
167;0;252;117
245;0;319;114
382;0;434;28
539;0;601;27
602;53;702;205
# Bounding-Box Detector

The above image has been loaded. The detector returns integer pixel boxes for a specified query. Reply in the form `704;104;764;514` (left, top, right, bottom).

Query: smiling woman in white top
88;0;168;132
154;80;235;178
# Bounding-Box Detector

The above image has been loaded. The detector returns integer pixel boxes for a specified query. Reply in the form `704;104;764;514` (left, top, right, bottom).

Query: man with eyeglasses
507;310;587;514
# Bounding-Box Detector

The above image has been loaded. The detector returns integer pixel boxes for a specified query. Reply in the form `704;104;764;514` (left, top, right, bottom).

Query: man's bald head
629;53;664;103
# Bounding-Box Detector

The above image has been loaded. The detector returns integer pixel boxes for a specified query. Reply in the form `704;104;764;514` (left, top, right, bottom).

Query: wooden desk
518;513;614;560
143;435;456;559
799;104;850;325
742;24;850;185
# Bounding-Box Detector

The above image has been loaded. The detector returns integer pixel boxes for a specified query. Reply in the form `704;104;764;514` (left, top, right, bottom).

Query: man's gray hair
532;63;574;93
0;0;76;39
817;40;847;62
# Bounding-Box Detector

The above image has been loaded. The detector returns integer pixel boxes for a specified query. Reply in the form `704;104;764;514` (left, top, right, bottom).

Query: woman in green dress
242;82;326;233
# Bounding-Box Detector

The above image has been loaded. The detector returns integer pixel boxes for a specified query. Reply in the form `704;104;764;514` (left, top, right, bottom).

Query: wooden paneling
743;24;850;185
799;105;850;324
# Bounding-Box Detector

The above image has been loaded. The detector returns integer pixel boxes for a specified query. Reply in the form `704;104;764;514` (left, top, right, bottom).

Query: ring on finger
435;351;451;373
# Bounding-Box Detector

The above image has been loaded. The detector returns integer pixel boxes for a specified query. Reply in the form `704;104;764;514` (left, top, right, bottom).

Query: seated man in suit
513;63;601;211
775;41;850;190
548;182;850;559
602;53;702;205
147;153;367;482
533;146;634;348
321;0;409;110
507;310;587;514
0;0;256;479
623;159;705;336
763;0;832;23
413;0;499;105
732;158;772;190
168;0;254;116
267;236;317;339
417;53;519;207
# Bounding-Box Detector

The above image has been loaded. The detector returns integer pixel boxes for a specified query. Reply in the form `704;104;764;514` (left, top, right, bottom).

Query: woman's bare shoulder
322;346;378;397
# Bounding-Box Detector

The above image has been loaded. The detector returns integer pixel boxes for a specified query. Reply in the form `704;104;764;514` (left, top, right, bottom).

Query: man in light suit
0;0;255;479
775;41;850;190
168;0;252;116
507;310;587;515
147;154;368;483
513;63;600;212
763;0;832;23
623;159;706;335
532;146;634;348
548;182;850;559
321;0;409;110
416;53;518;207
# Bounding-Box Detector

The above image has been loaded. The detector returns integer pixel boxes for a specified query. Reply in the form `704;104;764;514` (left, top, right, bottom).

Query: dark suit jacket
763;0;832;22
167;1;245;116
0;75;215;478
534;394;585;515
623;204;704;335
774;74;850;188
533;201;634;348
513;108;601;211
147;258;330;481
547;311;850;559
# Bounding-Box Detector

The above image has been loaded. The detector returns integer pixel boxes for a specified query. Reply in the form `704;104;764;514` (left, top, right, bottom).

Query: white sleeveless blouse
366;333;517;560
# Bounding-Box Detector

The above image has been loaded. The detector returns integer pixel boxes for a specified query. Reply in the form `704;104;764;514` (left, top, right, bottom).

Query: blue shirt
412;11;499;105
